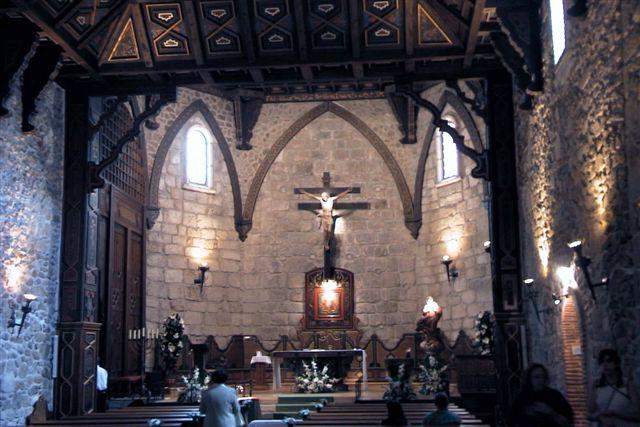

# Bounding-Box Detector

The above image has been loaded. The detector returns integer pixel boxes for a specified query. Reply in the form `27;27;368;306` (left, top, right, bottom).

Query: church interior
1;0;639;426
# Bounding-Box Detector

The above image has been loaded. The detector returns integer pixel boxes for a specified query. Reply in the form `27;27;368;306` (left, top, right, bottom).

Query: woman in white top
588;349;640;427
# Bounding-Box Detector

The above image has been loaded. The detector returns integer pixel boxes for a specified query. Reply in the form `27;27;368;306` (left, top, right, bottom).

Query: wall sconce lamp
483;241;491;253
7;293;37;335
194;263;210;293
552;292;568;306
568;240;607;301
566;0;587;17
441;255;458;284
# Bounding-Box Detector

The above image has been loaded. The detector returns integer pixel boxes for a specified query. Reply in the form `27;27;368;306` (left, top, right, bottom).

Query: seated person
422;393;461;426
508;364;573;427
200;370;244;427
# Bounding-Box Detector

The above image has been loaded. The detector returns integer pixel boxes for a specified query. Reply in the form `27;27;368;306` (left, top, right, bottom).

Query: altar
271;349;367;391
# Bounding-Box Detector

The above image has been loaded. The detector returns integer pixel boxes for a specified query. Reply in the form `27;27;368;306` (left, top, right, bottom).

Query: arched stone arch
412;90;485;236
146;99;243;230
238;101;415;240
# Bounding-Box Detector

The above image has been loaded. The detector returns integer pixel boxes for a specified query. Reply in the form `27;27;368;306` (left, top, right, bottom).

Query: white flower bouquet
178;367;209;403
294;359;338;393
383;363;416;403
160;312;185;372
473;311;494;355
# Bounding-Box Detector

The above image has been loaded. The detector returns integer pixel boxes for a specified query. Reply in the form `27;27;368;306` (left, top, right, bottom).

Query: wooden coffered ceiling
3;0;538;96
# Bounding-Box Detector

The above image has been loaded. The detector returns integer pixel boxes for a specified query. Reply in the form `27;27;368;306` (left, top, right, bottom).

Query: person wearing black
508;363;574;427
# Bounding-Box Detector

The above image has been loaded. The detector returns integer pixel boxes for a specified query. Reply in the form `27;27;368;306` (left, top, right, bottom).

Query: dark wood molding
487;71;525;412
463;0;486;68
0;16;37;117
230;92;265;150
385;89;420;145
88;90;175;191
411;88;485;238
20;41;62;132
242;101;415;240
146;99;244;236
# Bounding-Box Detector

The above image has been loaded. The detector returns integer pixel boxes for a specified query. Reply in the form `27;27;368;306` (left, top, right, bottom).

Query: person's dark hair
434;392;449;410
210;370;228;384
521;363;549;391
597;348;623;387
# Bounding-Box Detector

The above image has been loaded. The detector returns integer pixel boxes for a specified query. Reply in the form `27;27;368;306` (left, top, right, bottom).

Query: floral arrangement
178;367;209;403
297;409;310;419
160;313;185;372
418;355;448;396
283;417;297;426
383;363;416;403
295;359;338;393
474;311;494;355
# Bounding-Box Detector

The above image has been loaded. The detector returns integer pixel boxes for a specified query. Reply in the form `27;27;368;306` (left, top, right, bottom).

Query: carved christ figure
299;187;353;250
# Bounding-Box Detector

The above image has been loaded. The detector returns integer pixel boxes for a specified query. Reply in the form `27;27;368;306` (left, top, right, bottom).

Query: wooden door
105;188;145;377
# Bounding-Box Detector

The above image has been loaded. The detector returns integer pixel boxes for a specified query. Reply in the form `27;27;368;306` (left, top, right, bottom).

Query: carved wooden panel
107;222;126;376
253;0;295;53
125;230;144;375
100;102;146;204
304;267;354;329
144;2;191;58
200;0;243;56
308;0;348;50
362;0;403;48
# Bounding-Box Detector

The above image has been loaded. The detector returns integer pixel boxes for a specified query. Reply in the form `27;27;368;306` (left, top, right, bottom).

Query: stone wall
0;52;64;425
515;0;640;399
145;85;492;347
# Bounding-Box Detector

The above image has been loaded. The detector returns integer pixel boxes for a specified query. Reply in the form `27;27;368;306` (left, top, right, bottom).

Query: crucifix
294;172;370;279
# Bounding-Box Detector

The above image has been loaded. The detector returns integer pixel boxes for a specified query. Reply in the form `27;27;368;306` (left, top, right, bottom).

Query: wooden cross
294;172;369;212
294;172;370;278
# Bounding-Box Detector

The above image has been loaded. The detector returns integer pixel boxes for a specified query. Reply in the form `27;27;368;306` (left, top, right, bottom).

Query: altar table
271;349;367;391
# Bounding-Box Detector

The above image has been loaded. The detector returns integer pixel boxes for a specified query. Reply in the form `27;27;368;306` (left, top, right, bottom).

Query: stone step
275;403;320;412
277;393;335;404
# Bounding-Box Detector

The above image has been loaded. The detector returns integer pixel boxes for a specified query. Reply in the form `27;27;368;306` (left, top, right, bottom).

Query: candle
142;327;146;338
129;329;132;340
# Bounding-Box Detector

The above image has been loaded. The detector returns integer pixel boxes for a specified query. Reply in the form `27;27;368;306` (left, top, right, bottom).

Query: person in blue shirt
422;393;461;426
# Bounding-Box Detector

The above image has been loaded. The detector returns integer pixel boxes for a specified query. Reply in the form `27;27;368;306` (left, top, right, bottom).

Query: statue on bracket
416;297;445;354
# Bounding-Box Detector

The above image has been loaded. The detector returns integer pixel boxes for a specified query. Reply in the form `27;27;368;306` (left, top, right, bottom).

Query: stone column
487;72;526;415
55;91;101;417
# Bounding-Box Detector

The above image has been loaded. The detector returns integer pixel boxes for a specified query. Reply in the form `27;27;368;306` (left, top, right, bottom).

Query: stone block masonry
144;86;492;348
0;51;65;426
515;0;640;413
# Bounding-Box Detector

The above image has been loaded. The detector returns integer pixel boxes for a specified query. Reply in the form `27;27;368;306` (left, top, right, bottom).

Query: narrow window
185;126;211;188
550;0;566;64
438;117;459;182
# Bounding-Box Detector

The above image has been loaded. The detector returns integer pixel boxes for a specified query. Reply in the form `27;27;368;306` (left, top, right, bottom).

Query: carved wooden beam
87;90;175;191
385;89;420;144
15;1;101;80
21;42;62;132
398;86;490;180
0;17;37;117
445;79;487;121
463;0;486;68
229;90;265;150
87;95;127;138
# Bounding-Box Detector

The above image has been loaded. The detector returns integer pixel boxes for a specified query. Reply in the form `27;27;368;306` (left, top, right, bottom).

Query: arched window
185;125;213;189
549;0;566;63
437;116;459;182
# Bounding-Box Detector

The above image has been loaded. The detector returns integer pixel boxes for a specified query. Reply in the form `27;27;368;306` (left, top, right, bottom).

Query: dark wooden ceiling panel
8;0;536;96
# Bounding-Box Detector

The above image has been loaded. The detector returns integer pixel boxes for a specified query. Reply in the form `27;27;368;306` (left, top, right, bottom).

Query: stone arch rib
146;99;243;231
239;101;415;241
412;90;485;237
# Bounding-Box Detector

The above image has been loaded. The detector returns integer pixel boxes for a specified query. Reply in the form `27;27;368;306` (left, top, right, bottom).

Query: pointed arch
146;99;242;230
411;90;485;235
238;101;415;240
